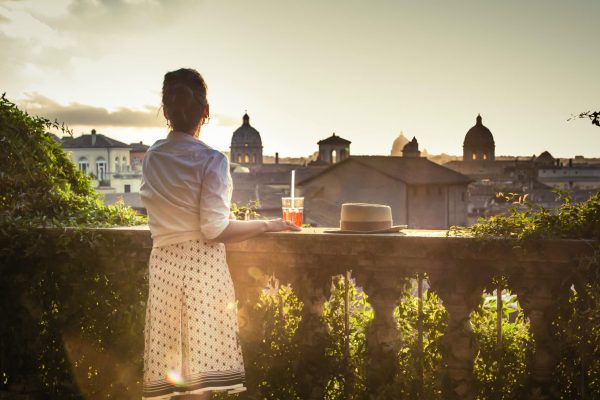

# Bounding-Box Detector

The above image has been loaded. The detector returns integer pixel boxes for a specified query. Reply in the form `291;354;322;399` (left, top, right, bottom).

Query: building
130;141;150;172
537;154;600;191
230;113;263;165
62;129;134;190
312;133;351;165
298;138;470;229
61;129;149;209
442;115;600;222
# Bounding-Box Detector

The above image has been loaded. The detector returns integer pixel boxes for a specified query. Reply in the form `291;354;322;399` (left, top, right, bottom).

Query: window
472;152;477;160
251;154;256;163
244;154;250;163
483;153;488;160
237;155;242;163
124;184;131;193
78;157;89;173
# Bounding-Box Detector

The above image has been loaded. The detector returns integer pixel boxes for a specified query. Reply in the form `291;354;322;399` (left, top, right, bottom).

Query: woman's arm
213;219;301;244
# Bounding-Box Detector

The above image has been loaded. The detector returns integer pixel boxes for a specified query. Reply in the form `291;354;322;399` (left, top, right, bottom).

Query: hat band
340;220;392;232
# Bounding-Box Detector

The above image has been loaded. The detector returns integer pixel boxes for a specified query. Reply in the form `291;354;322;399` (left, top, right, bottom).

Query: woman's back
141;130;232;247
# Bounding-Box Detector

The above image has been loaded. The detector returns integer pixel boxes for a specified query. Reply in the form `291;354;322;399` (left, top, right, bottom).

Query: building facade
299;149;470;229
61;129;148;202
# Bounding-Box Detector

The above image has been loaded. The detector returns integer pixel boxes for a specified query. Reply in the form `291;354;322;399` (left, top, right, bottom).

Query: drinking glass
281;197;304;227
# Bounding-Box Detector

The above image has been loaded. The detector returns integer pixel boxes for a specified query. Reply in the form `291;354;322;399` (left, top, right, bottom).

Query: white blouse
140;131;232;247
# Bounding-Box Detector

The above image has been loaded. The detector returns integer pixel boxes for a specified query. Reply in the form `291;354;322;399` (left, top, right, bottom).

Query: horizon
2;0;599;158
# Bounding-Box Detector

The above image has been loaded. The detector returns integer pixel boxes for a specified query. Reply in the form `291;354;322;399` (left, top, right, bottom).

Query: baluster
356;270;406;395
292;270;332;400
429;266;487;400
510;265;571;399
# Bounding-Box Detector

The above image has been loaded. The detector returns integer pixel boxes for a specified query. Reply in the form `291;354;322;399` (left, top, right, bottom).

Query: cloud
18;92;240;129
20;92;166;127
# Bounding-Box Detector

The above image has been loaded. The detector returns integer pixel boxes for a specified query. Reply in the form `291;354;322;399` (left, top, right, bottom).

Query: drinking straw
291;170;296;208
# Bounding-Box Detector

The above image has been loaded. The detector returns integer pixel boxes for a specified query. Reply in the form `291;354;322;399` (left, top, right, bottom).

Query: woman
140;68;300;399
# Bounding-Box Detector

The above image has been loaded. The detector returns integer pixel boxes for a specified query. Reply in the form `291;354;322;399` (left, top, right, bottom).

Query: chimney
568;158;573;168
91;129;97;146
275;152;279;164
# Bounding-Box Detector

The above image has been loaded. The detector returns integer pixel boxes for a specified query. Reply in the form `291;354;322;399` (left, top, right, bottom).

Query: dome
391;131;409;156
464;114;495;148
231;113;262;146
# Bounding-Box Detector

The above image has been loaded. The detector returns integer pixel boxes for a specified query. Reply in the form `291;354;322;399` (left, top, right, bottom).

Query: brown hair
162;68;209;133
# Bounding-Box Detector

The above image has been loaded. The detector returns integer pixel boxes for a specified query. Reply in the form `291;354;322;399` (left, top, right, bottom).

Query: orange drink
281;197;304;227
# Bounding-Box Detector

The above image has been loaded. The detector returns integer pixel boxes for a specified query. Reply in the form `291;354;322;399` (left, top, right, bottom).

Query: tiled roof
317;133;351;146
130;142;150;152
62;133;131;149
299;156;471;186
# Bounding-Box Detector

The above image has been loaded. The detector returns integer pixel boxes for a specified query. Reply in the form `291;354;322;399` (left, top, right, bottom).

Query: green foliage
0;94;146;398
0;93;145;228
369;277;448;400
231;201;261;221
450;190;600;240
239;278;303;400
322;273;373;400
554;261;600;399
471;283;532;400
450;190;600;397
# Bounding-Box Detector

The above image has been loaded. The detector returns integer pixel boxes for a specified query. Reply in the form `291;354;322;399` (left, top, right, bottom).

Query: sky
1;0;599;158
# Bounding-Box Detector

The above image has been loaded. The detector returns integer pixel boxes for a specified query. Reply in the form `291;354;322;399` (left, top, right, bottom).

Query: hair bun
164;83;194;109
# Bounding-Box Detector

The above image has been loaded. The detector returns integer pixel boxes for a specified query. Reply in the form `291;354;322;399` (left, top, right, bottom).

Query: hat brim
323;225;407;234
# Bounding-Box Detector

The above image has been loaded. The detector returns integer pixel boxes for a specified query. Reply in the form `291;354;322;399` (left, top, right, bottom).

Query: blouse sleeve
199;152;232;240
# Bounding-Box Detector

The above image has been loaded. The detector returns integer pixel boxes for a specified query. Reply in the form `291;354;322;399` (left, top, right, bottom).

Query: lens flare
165;369;184;386
247;266;264;280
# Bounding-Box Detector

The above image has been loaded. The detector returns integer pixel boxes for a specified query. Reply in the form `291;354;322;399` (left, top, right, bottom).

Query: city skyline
1;0;599;158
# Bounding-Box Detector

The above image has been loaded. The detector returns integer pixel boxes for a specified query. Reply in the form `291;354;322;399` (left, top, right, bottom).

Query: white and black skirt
142;239;246;399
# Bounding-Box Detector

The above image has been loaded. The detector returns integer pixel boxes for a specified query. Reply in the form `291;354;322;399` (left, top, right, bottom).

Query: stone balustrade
68;226;596;400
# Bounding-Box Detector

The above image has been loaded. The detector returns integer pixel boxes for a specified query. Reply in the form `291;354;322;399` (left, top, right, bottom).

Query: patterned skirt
142;239;246;399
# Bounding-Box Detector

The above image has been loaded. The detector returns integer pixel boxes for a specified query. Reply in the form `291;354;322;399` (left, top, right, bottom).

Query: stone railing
82;226;596;400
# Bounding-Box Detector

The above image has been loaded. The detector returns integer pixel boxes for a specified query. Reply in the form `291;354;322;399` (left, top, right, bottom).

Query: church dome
391;131;409;156
231;113;262;147
464;114;494;148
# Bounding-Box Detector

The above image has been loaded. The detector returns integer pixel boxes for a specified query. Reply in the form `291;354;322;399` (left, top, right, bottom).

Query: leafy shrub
0;94;146;398
322;273;373;400
471;285;532;400
239;277;303;400
452;190;600;397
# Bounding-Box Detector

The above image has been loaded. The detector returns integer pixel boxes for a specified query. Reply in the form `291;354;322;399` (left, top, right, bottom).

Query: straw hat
324;203;407;234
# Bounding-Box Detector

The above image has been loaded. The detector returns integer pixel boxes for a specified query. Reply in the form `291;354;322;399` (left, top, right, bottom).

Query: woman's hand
213;218;301;243
265;218;302;232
